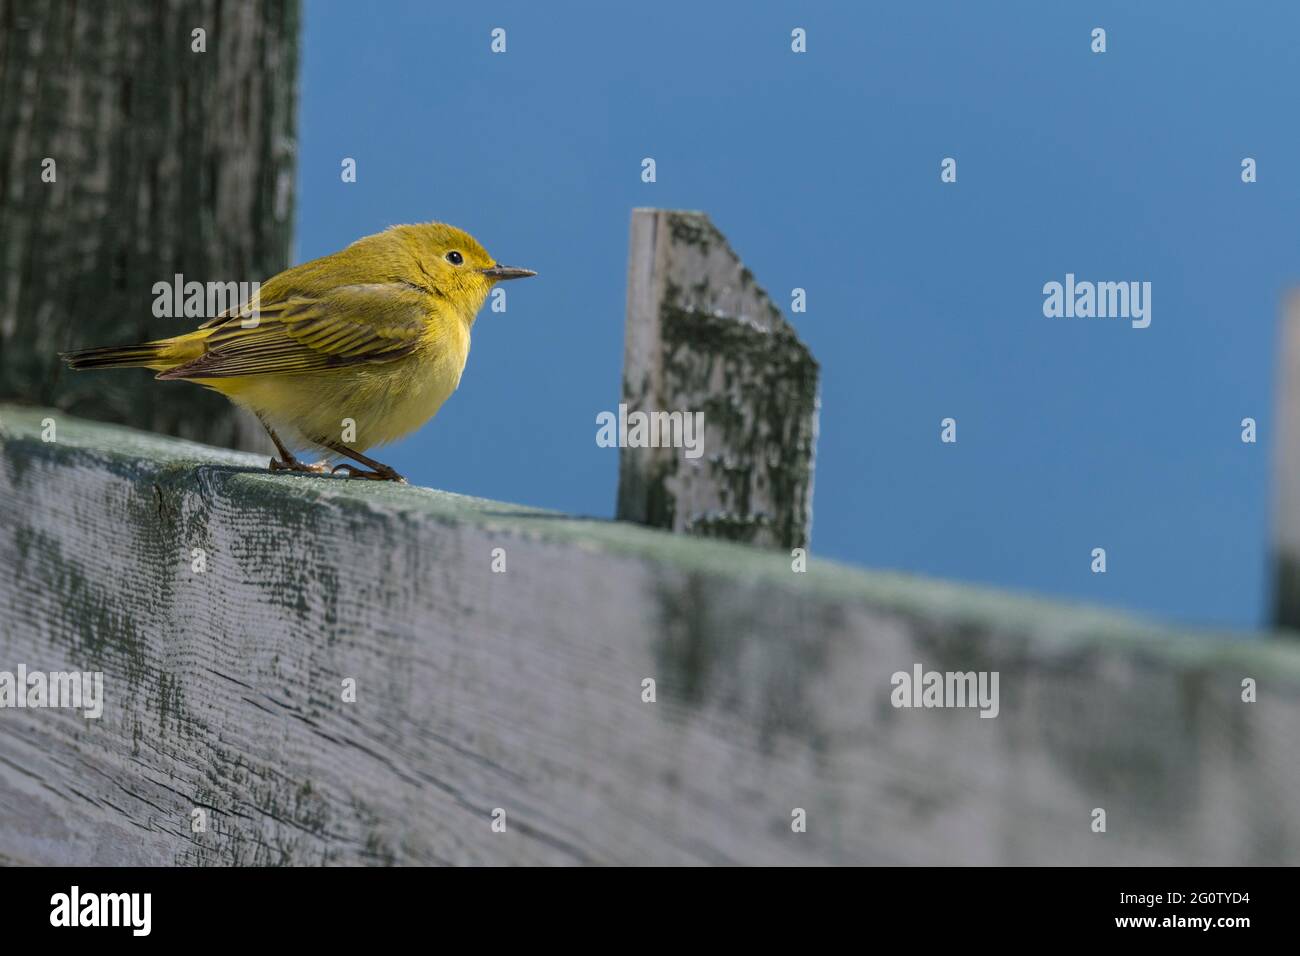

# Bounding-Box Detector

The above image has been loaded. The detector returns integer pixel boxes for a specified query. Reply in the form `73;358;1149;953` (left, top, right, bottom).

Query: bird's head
399;222;535;322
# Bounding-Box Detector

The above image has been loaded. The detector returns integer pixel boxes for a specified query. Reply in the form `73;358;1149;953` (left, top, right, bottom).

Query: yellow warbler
61;222;535;483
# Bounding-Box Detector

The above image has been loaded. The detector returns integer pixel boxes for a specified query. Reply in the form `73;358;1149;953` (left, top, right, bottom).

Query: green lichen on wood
685;511;771;544
665;211;718;256
5;403;1300;865
12;521;149;686
661;215;785;326
656;301;819;550
650;569;835;755
1271;551;1300;634
620;212;819;549
4;402;1300;676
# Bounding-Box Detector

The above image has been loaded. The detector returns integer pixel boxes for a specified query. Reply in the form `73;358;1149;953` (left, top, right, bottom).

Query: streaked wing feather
161;284;426;380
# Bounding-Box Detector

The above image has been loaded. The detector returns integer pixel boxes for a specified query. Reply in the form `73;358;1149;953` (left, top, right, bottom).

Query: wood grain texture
1;404;1299;865
0;0;297;452
618;209;819;550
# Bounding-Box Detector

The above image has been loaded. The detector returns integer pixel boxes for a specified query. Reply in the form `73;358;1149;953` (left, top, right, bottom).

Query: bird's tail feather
60;343;166;370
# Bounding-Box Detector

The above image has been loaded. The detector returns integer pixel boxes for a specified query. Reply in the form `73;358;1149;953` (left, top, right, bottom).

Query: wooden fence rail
1;405;1298;864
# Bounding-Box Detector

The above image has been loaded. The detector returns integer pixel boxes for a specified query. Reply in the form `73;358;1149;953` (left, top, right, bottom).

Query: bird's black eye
445;251;464;266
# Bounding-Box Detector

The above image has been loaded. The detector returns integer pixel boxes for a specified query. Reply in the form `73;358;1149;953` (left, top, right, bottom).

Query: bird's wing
160;283;427;380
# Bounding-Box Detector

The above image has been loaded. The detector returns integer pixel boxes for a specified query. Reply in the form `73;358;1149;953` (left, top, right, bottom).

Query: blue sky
298;1;1299;629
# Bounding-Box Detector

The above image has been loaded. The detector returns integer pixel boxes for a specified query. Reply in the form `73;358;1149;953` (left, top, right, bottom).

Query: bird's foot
331;463;408;484
269;456;330;475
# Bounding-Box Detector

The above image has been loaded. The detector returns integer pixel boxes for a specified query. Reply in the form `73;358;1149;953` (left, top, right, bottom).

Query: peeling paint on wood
1;405;1299;865
618;209;819;550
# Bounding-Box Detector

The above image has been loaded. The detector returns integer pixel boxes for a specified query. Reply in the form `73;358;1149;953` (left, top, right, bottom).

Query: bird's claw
330;463;407;483
269;457;330;475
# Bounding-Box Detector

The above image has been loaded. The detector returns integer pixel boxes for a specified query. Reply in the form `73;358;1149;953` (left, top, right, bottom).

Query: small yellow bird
61;222;535;483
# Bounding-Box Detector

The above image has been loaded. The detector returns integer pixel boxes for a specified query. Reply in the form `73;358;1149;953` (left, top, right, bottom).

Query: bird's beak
480;264;537;281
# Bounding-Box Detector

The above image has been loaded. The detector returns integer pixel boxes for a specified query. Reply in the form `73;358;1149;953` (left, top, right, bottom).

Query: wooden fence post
0;0;299;452
1273;290;1300;631
617;209;820;550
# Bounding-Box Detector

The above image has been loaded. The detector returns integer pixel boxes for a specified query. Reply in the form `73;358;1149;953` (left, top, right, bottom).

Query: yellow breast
210;315;471;453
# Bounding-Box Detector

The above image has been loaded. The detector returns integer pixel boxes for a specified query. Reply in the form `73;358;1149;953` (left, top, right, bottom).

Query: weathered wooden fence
618;209;819;549
1273;290;1300;631
2;404;1298;865
0;0;297;452
4;0;1295;869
